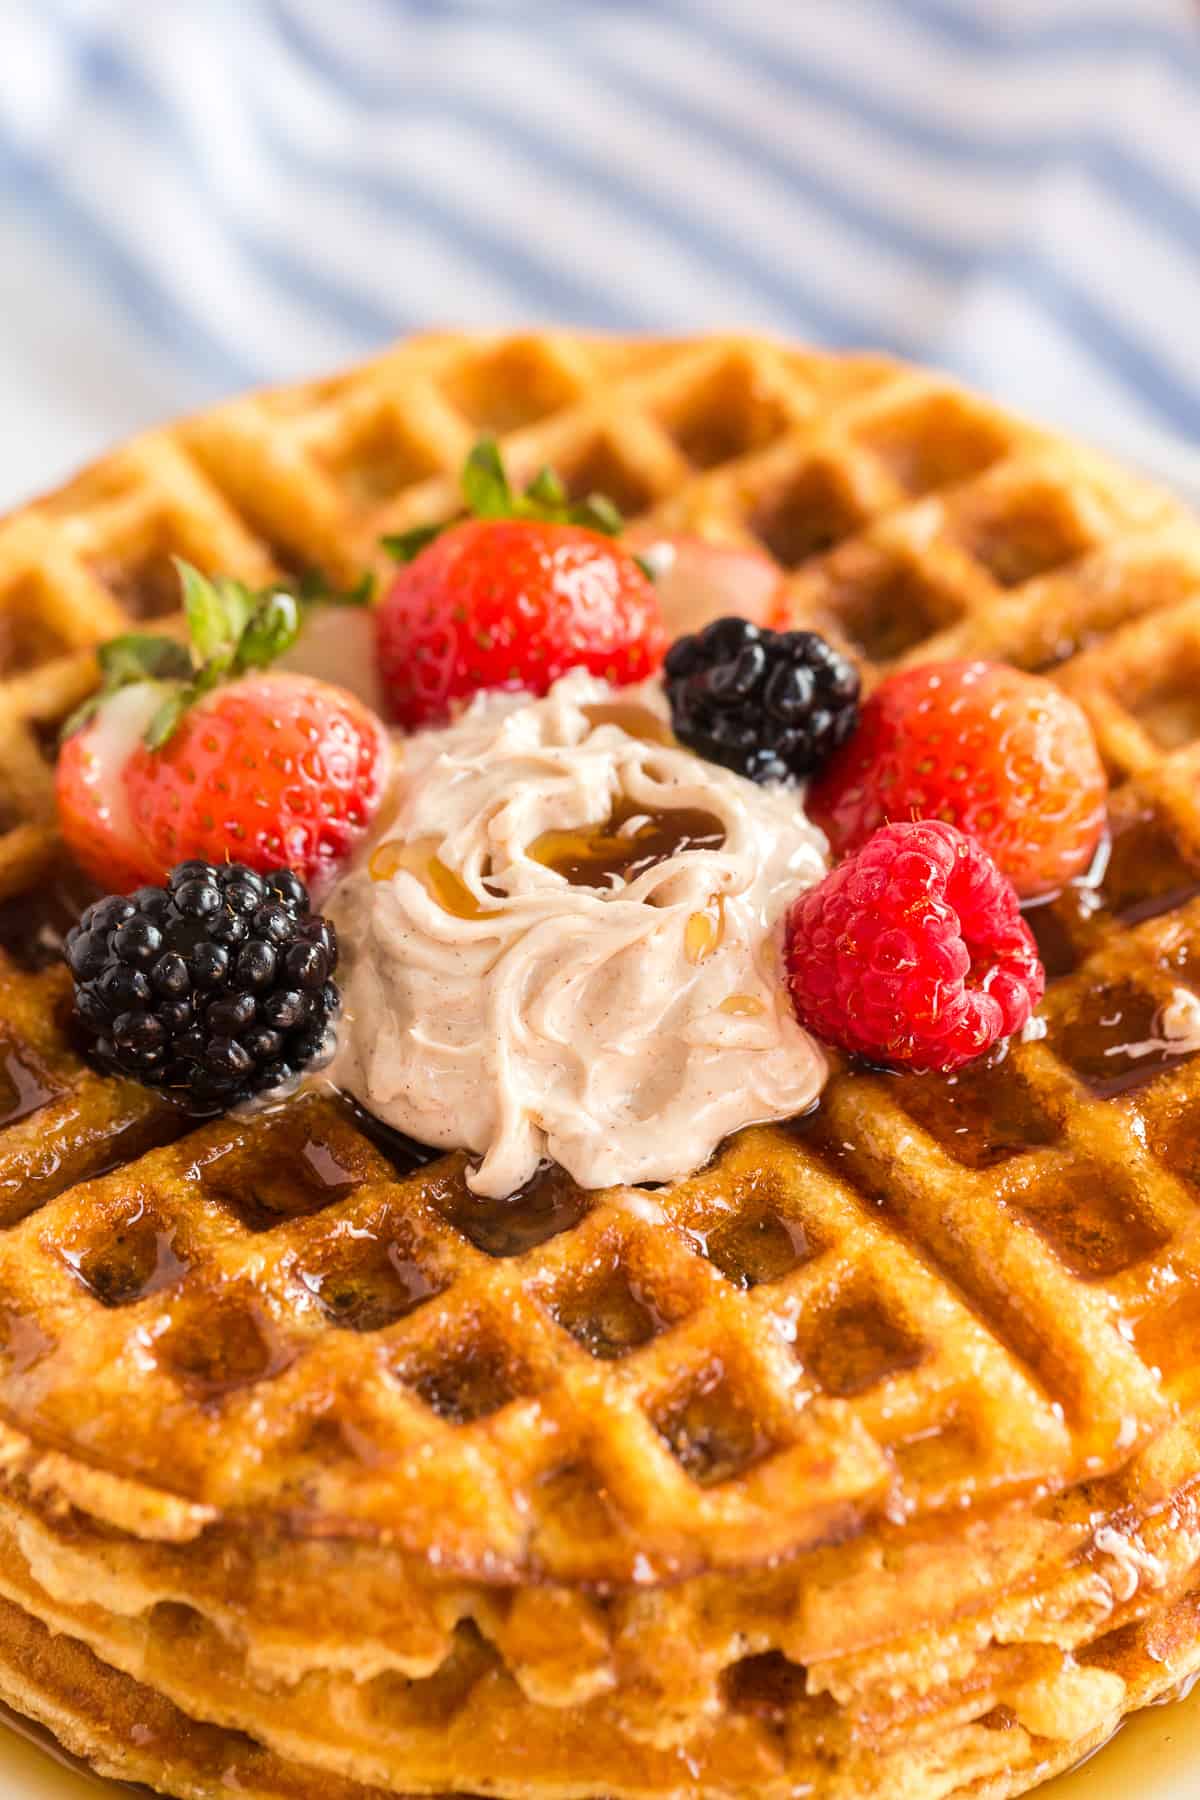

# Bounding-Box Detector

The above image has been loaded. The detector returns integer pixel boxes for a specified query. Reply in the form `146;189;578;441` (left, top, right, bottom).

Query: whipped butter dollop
327;670;829;1198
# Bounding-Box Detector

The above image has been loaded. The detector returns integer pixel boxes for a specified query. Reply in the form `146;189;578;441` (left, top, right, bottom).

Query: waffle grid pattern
5;335;1200;1798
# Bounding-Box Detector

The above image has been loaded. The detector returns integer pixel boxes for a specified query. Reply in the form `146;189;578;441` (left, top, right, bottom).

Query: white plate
4;428;1199;1800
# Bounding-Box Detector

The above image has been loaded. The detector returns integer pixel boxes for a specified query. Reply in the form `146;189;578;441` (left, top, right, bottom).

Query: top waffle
4;335;1200;1590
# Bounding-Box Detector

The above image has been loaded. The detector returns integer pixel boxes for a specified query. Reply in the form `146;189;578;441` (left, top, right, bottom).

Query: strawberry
807;659;1108;900
624;531;782;641
376;439;666;728
57;564;388;894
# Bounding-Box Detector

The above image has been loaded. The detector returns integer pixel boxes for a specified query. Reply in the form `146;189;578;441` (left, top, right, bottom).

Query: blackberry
664;617;860;785
65;863;339;1114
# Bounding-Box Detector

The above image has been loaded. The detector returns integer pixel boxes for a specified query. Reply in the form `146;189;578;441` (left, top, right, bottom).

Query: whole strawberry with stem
57;563;389;896
376;439;667;729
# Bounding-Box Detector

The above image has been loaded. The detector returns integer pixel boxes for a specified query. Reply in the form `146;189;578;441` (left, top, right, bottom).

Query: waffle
3;334;1200;1799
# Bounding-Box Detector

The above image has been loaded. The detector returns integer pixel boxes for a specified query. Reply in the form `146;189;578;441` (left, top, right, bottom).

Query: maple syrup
800;1293;926;1397
1012;1160;1167;1281
1020;834;1109;979
1023;882;1104;979
653;1358;774;1487
0;1698;146;1793
434;1161;589;1259
1101;807;1200;925
333;1094;440;1180
61;1204;189;1309
894;1055;1060;1169
299;1228;442;1332
1022;813;1200;981
4;1680;1200;1798
548;1255;673;1360
369;838;489;918
1049;983;1200;1100
581;700;672;744
0;866;98;972
199;1128;367;1232
718;992;765;1016
684;901;728;965
529;797;725;889
0;1039;56;1130
1131;1283;1200;1405
701;1209;816;1289
402;1336;527;1425
1040;1672;1200;1797
155;1293;294;1402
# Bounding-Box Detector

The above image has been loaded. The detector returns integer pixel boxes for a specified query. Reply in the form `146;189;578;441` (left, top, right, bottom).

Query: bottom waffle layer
3;1562;1200;1800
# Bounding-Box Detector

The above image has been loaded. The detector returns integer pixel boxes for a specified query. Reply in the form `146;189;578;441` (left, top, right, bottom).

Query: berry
65;862;340;1112
807;660;1107;899
785;820;1045;1074
624;532;782;639
56;561;387;896
663;617;859;784
59;672;388;895
376;518;665;729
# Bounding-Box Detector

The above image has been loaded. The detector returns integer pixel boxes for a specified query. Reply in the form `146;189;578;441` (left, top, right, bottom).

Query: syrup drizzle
0;1041;56;1130
437;1161;589;1259
1022;816;1200;981
0;868;99;972
1050;983;1200;1101
298;1229;442;1332
368;838;488;918
2;1673;1200;1796
3;706;1200;1797
61;1206;189;1309
529;797;725;889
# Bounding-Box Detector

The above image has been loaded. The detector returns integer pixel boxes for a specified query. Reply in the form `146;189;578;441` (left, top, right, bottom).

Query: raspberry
785;820;1045;1074
807;660;1108;899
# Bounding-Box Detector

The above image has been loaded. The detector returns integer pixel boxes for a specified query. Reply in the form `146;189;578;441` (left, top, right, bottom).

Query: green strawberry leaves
381;522;444;566
460;437;514;520
60;634;194;741
382;435;630;564
100;634;193;685
61;560;374;749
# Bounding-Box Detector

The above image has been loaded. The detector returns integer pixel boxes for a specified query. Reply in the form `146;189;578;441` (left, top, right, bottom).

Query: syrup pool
0;1700;144;1794
529;796;725;888
1040;1672;1200;1798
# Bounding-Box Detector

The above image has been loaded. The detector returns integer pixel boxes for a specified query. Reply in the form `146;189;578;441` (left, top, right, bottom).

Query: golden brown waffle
4;334;1200;1799
3;1556;1200;1800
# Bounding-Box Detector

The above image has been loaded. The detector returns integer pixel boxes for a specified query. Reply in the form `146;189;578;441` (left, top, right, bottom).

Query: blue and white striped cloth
2;1;1199;511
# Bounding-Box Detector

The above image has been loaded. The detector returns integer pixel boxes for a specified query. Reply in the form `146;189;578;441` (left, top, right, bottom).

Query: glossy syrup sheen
5;1678;1200;1797
0;1702;143;1794
1041;1674;1200;1798
369;798;725;913
529;796;725;888
6;720;1200;1798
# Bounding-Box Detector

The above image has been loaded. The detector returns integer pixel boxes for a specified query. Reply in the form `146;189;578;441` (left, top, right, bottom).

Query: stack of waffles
3;336;1200;1800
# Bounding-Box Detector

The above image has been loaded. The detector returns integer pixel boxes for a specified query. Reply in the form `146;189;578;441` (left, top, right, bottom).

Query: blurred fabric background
1;0;1199;511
